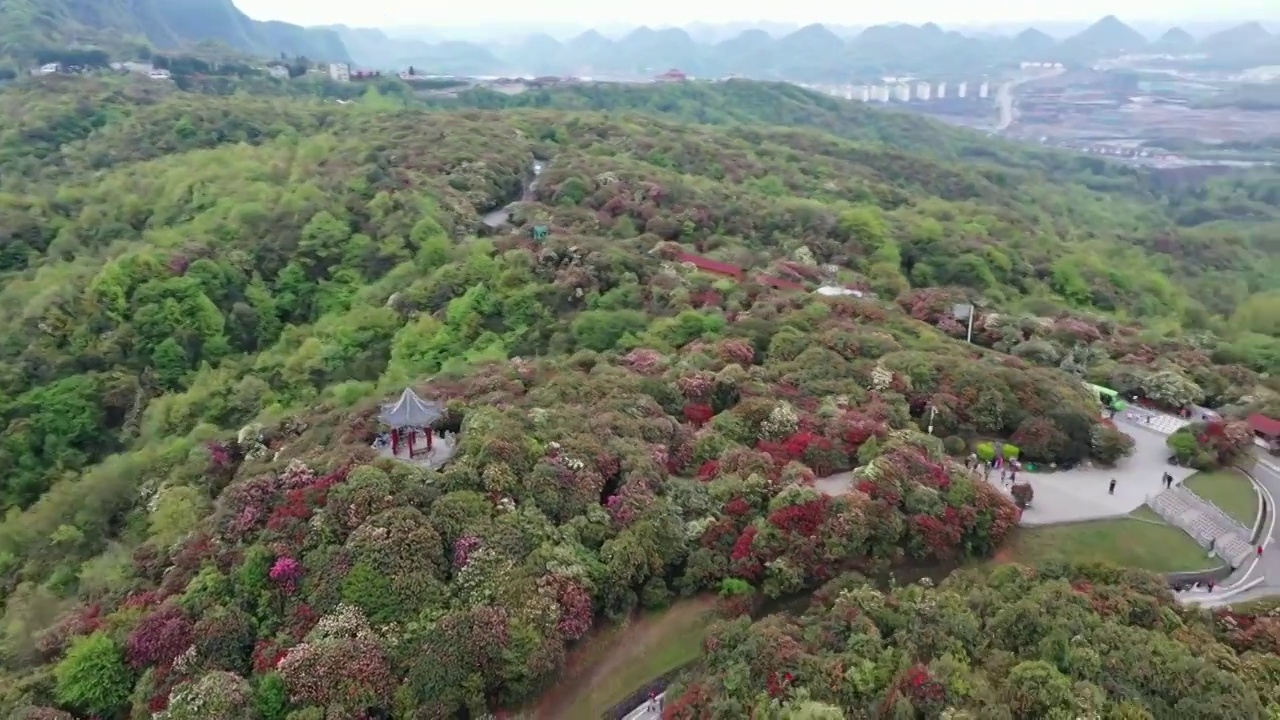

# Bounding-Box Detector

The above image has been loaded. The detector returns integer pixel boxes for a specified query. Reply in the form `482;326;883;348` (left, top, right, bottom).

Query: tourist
1259;546;1265;558
1108;478;1116;495
1207;580;1215;593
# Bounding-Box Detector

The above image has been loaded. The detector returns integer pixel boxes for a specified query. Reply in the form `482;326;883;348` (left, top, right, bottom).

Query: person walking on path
1259;546;1265;558
1109;478;1116;495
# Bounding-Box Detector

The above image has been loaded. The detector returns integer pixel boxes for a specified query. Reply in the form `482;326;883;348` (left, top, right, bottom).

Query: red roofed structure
1248;414;1280;452
676;252;745;279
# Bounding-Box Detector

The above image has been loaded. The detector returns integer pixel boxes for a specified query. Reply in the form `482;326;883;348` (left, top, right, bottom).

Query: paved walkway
623;694;665;720
1105;409;1280;607
995;416;1191;525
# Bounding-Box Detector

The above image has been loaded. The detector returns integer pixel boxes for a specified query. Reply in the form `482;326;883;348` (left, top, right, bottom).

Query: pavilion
379;387;444;458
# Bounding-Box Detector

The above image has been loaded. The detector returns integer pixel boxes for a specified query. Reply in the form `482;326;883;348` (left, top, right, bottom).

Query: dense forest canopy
0;75;1276;719
664;564;1280;719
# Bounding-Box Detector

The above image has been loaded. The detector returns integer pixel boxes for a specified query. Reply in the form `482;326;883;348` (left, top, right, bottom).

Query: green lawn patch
1183;469;1259;529
993;510;1212;573
532;596;718;718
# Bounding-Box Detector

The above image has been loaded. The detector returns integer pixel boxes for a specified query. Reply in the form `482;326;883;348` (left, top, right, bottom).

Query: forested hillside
664;565;1280;718
0;76;1276;718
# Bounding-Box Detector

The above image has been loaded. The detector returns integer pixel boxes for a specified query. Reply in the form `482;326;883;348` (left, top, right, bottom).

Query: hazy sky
236;0;1277;30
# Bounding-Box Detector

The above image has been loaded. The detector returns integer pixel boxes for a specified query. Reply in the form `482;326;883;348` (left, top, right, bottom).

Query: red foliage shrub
729;527;763;581
696;460;720;481
126;604;194;669
252;639;288;673
683;403;714;426
723;497;751;517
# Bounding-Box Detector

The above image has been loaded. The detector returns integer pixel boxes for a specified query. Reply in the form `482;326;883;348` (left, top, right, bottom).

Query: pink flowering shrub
126;604;194;669
205;441;231;469
539;574;593;641
277;637;394;711
278;458;317;490
622;348;663;374
218;474;280;540
677;372;714;399
269;556;302;594
719;339;756;366
453;535;482;570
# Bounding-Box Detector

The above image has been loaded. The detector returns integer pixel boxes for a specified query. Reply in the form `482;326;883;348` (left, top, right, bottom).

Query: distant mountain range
2;0;1277;84
334;15;1280;80
0;0;349;63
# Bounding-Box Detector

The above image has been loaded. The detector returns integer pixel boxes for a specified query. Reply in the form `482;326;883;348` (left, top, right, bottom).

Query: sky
235;0;1279;31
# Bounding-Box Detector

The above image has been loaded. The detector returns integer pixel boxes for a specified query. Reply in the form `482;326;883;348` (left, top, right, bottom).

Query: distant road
995;69;1065;132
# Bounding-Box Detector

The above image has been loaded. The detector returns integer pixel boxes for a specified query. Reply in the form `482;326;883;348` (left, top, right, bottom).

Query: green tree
53;633;133;718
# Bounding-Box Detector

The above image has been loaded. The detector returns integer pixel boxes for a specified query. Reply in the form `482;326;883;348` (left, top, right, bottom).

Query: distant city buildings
328;63;350;82
267;65;290;79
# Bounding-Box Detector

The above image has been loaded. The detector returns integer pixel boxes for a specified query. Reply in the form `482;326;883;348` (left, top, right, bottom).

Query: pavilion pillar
391;428;399;456
407;428;415;457
426;430;433;451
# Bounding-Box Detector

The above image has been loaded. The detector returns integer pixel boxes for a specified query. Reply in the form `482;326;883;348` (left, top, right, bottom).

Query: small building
351;69;382;80
267;65;291;79
675;252;744;279
148;68;171;80
1248;414;1280;453
35;62;60;76
328;63;350;82
655;68;687;82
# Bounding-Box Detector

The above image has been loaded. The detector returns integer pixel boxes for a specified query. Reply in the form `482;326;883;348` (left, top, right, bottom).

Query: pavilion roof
379;387;443;428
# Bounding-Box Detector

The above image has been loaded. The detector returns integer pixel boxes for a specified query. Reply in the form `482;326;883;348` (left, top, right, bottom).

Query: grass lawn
532;596;719;719
1183;469;1259;529
992;509;1212;573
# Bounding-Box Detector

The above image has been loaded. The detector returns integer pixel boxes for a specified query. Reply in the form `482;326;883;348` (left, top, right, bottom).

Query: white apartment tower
936;82;946;99
916;82;931;100
894;83;911;102
956;81;968;98
978;81;990;98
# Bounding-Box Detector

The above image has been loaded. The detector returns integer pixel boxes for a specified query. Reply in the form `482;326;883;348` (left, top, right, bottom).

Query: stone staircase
1149;486;1254;569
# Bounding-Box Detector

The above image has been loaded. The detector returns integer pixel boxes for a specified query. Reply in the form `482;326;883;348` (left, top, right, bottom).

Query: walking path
1007;416;1191;525
623;694;664;720
1107;409;1280;607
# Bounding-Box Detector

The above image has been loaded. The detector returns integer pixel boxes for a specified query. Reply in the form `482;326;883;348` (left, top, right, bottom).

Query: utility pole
966;309;975;344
